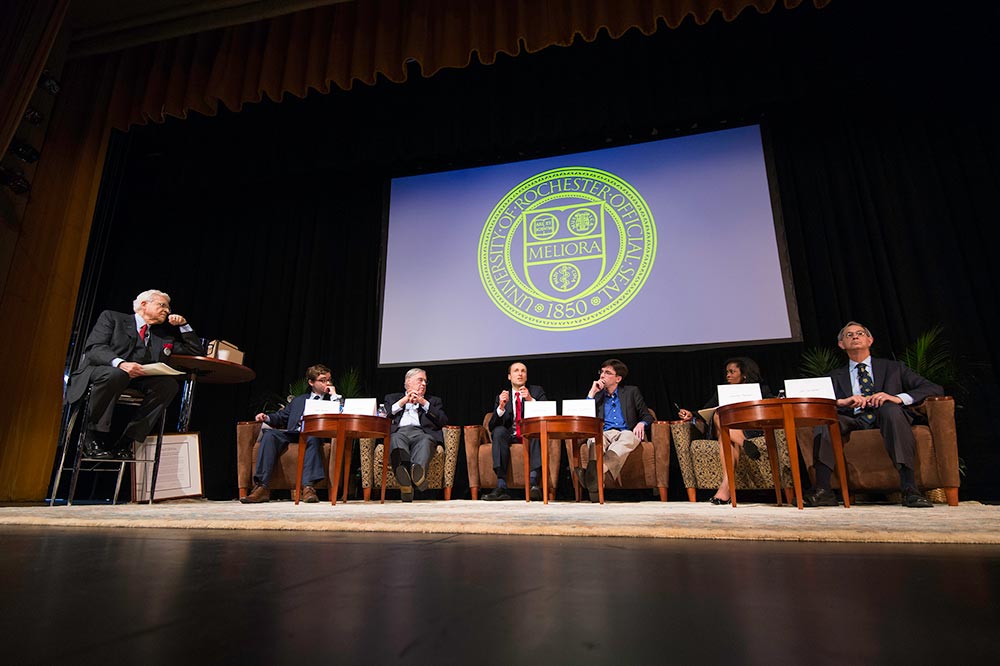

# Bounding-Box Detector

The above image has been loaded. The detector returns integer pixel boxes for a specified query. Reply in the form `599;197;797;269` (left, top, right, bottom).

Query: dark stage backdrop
70;0;1000;500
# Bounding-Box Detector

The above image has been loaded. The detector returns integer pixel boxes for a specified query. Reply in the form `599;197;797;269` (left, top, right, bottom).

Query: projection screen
380;124;799;366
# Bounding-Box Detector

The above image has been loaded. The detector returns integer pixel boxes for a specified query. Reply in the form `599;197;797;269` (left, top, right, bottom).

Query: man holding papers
66;289;203;460
581;358;653;501
805;321;942;508
241;364;337;504
482;362;547;501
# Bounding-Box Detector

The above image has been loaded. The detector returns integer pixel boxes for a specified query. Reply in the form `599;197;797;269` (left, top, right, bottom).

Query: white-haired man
66;289;203;459
384;368;448;502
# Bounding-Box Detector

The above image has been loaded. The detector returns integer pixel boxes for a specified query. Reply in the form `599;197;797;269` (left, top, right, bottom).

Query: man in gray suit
67;289;203;459
385;368;448;502
805;321;943;508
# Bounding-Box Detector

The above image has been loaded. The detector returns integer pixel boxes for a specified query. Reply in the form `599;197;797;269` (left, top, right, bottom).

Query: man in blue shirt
581;358;653;500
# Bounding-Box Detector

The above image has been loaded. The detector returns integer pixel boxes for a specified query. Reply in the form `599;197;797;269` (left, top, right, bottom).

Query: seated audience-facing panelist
241;364;337;504
66;289;204;460
579;358;653;501
482;361;547;501
676;357;773;505
805;321;942;508
386;368;448;502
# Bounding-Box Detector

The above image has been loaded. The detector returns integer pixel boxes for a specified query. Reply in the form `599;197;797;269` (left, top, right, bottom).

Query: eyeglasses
842;331;870;339
313;377;332;384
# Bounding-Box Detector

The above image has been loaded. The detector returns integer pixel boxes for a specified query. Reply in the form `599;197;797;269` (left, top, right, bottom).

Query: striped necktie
857;362;876;424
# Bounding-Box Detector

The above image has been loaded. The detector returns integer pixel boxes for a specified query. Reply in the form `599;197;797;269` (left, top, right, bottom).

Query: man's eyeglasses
842;331;870;339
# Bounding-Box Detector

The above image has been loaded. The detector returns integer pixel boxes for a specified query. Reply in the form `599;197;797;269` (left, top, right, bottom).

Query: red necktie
515;392;522;438
138;324;148;346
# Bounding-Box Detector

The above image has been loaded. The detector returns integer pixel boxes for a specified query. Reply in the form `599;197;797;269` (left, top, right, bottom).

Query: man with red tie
66;289;203;460
483;361;547;501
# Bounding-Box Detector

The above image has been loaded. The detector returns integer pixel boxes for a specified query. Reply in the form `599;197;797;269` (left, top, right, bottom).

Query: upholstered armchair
463;413;563;500
236;421;335;499
565;409;672;501
670;420;794;502
358;426;461;500
796;395;960;505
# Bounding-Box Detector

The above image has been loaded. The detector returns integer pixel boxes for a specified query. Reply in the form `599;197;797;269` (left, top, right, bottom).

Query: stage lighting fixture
23;106;44;125
8;140;40;163
38;70;60;96
0;166;31;195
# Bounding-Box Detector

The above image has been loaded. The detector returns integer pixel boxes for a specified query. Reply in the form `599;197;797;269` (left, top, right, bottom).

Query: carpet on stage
1;499;998;544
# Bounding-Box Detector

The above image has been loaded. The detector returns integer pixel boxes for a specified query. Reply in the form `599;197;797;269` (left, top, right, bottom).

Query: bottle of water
777;389;786;399
377;403;387;418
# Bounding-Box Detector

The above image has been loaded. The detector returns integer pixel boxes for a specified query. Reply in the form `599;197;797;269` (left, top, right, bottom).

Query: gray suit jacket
829;358;942;418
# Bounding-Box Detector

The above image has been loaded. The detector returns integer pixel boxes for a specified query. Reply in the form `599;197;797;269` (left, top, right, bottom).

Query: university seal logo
478;167;657;330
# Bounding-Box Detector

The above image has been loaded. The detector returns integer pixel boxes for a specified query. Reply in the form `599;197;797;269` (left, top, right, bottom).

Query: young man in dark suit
805;321;943;508
581;358;653;500
66;289;203;459
482;361;547;501
385;368;448;502
241;364;337;504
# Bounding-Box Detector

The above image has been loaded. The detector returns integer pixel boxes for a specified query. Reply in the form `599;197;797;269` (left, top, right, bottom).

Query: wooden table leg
764;429;782;506
719;427;737;507
595;433;605;505
523;431;532;502
829;424;851;508
380;436;390;504
330;425;347;505
541;428;549;505
341;436;353;503
781;406;804;510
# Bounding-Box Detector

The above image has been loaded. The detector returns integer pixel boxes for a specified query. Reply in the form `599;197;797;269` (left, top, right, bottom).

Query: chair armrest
236;421;263;490
443;426;461;489
462;424;484;489
358;437;378;490
669;420;698;488
920;396;960;487
650;420;672;487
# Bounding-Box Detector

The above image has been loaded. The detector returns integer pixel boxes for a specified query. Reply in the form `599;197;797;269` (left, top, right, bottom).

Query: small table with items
300;413;392;505
167;355;256;432
716;397;850;510
520;415;605;504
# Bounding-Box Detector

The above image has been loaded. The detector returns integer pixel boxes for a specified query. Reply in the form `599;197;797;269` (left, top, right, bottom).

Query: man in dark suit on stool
482;361;547;501
241;364;337;504
804;321;943;508
385;368;448;502
67;289;203;460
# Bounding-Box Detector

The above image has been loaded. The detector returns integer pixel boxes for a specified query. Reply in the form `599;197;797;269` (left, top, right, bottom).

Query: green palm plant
799;346;842;378
896;325;961;392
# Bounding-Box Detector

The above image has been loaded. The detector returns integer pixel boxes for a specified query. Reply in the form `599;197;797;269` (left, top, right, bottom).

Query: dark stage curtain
76;0;1000;501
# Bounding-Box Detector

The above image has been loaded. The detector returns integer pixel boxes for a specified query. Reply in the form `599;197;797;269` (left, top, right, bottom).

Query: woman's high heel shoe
708;496;730;505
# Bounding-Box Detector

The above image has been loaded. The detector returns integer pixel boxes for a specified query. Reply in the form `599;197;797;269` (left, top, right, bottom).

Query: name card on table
303;397;342;416
717;383;763;406
783;377;836;400
523;400;558;418
562;399;596;417
342;398;378;416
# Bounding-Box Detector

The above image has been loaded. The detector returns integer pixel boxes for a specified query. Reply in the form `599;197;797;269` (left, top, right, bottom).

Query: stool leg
148;410;168;504
112;462;127;504
49;403;80;506
67;430;87;507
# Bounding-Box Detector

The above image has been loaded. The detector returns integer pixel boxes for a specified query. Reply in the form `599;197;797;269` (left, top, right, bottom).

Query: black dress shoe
902;490;933;508
529;485;543;501
708;496;730;505
483;487;511;501
742;440;762;461
584;460;599;493
802;488;839;507
113;439;135;460
81;439;113;460
395;464;414;502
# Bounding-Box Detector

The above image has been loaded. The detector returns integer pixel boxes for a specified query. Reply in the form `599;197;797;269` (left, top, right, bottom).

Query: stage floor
3;498;999;543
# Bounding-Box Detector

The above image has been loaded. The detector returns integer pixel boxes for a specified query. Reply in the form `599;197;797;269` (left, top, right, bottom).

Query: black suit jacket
67;309;203;403
385;393;448;443
488;385;547;432
593;384;653;433
829;358;942;417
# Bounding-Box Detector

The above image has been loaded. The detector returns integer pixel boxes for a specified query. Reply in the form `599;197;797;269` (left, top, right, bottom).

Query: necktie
514;392;522;438
138;324;148;346
313;394;321;400
857;362;876;424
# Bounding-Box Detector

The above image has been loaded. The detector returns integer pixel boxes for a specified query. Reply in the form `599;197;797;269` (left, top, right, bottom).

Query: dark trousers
84;366;180;442
390;426;435;490
253;429;326;487
491;425;540;480
813;402;916;481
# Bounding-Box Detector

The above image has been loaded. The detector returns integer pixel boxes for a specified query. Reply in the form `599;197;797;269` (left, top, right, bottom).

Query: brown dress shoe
300;485;319;503
240;485;270;504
